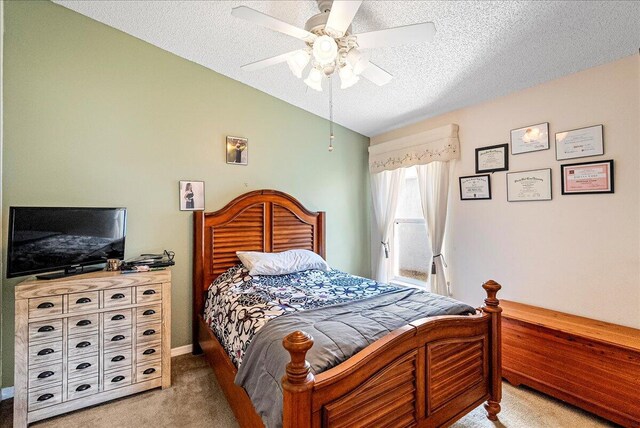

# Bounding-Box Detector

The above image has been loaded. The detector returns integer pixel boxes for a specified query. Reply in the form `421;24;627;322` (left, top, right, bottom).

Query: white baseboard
1;386;14;400
170;344;193;357
0;345;194;401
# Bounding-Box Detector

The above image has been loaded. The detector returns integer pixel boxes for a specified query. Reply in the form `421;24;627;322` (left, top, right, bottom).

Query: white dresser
13;270;171;427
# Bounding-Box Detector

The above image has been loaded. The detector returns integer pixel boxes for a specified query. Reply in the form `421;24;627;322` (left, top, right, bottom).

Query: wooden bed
193;189;502;428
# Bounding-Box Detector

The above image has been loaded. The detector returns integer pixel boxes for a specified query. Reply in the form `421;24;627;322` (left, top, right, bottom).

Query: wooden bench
501;300;640;428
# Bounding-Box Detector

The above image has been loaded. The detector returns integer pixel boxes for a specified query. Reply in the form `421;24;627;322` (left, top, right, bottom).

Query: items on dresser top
13;270;171;428
121;250;175;272
501;300;640;428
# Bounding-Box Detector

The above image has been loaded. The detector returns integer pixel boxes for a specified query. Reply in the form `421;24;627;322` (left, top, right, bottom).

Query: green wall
1;1;371;387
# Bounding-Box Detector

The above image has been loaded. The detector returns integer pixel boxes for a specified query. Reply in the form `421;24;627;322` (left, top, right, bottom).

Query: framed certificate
459;175;491;200
510;122;549;155
555;124;604;160
561;160;613;195
475;144;509;173
506;168;552;202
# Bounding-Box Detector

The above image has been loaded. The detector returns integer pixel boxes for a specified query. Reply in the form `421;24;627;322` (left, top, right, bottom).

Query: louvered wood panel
322;351;418;428
211;204;265;275
427;338;486;412
272;204;315;253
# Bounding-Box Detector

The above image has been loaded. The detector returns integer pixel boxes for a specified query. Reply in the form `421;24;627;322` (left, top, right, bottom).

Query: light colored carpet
0;354;616;428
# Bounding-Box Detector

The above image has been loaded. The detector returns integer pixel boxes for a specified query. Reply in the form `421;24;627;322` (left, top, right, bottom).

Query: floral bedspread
203;265;401;368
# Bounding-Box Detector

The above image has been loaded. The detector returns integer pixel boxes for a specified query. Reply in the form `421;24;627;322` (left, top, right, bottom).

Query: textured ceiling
54;1;640;137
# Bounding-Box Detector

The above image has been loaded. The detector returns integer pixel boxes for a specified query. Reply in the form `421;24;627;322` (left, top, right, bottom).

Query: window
391;167;432;286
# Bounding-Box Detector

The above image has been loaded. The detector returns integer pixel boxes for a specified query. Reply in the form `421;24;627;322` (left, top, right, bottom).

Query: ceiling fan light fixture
346;49;370;75
286;49;310;78
312;35;338;65
339;64;359;89
304;67;324;91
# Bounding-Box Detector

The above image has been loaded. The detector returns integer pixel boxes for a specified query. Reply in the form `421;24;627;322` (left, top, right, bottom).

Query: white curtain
416;161;451;296
370;168;405;282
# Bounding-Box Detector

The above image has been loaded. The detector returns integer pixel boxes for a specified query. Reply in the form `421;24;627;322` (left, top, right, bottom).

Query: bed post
192;211;205;355
482;280;502;421
282;331;315;428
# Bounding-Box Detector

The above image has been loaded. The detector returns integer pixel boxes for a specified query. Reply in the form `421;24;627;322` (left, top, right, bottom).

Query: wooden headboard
193;189;325;318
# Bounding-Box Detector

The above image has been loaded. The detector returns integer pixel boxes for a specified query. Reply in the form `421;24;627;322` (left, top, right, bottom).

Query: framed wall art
226;136;248;165
179;180;205;211
555;124;604;161
475;143;509;173
511;122;549;155
459;174;492;200
561;159;613;195
506;168;552;202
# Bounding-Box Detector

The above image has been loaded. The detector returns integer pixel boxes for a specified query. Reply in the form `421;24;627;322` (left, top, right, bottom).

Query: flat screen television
7;207;126;279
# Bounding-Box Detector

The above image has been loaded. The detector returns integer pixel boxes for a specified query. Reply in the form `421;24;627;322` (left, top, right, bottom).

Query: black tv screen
7;207;126;278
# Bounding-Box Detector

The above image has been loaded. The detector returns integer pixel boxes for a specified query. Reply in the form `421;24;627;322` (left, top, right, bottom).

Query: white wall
372;55;640;329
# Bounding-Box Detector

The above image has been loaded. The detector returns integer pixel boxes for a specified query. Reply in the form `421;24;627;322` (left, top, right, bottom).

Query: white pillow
236;249;329;276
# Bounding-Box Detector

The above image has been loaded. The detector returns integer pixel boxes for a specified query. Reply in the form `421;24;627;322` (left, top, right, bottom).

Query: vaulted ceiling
55;1;640;136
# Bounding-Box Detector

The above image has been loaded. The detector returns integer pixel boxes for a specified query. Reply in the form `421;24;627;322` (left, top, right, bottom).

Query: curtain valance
368;124;460;173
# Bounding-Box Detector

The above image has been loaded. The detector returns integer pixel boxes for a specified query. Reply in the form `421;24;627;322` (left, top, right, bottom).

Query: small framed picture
507;168;552;202
226;136;248;165
561;160;613;195
511;122;549;155
475;143;509;173
179;180;205;211
555;124;604;161
459;175;492;200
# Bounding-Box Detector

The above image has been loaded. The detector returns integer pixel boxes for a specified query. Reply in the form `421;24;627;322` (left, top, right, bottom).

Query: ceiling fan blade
360;62;393;86
231;6;316;42
325;1;363;37
354;22;436;49
241;51;296;72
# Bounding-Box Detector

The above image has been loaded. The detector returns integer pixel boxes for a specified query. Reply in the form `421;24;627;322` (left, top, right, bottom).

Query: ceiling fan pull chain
328;76;334;152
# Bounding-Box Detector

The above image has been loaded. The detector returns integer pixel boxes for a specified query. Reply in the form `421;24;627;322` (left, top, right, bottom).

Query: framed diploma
561;160;613;195
475;143;509;173
555;124;604;160
459;175;491;200
506;168;552;202
510;122;549;155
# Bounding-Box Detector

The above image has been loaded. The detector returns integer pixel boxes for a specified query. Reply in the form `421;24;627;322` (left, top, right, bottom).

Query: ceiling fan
232;0;436;91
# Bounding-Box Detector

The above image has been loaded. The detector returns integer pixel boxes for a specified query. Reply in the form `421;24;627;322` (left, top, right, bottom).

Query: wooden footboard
281;280;502;428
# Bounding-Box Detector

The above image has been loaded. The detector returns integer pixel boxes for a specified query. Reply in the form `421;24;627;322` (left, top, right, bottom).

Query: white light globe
339;64;359;89
346;49;370;75
312;35;338;66
286;50;310;78
304;68;323;91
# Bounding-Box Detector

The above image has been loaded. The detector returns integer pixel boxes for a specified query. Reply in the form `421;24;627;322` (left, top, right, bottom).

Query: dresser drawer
68;313;99;337
68;355;99;379
29;296;63;318
103;287;133;308
103;367;132;391
104;348;133;371
103;327;132;351
104;308;133;331
68;334;99;358
136;321;161;343
28;319;63;343
67;374;99;401
136;341;161;364
28;362;63;390
137;304;161;325
29;341;63;366
28;385;62;411
136;284;162;303
136;360;162;382
67;291;99;313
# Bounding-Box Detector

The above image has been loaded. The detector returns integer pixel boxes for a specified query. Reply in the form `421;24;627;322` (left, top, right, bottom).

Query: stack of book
121;251;175;273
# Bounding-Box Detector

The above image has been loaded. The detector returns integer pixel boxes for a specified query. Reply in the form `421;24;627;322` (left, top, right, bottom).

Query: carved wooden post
282;331;315;428
482;280;502;421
